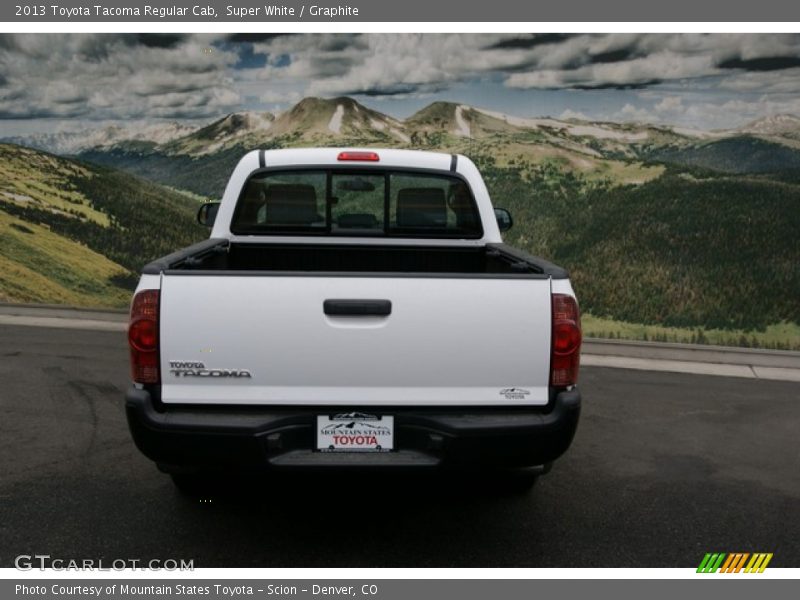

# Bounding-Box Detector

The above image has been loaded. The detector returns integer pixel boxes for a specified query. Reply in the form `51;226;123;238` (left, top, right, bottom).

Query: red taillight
550;293;581;387
128;289;159;384
129;319;157;351
337;151;380;162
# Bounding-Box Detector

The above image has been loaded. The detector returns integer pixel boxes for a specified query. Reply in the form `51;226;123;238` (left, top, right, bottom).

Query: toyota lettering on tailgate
168;361;252;378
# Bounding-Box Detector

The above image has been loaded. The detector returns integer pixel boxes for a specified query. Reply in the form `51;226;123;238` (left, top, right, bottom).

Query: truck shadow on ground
164;469;541;566
174;469;538;513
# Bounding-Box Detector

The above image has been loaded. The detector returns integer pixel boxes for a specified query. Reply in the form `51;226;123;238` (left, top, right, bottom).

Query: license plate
316;413;394;452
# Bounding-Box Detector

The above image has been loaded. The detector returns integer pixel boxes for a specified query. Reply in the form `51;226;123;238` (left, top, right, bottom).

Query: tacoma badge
168;361;252;378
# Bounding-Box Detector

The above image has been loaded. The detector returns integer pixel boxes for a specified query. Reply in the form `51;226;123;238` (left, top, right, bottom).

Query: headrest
264;184;318;226
396;187;447;228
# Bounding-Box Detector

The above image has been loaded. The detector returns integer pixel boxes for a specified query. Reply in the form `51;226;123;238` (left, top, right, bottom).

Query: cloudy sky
3;33;800;135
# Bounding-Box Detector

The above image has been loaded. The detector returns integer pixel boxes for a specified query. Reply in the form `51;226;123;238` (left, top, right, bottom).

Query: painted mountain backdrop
2;97;799;348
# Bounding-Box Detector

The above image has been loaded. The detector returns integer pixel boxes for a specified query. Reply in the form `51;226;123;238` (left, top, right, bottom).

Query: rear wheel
497;467;540;493
490;463;552;494
169;472;220;497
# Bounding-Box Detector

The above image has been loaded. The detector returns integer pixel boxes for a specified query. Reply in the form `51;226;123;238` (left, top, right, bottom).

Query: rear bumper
125;388;581;471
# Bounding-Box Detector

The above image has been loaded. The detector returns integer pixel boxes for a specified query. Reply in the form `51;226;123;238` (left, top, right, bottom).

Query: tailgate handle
324;299;392;317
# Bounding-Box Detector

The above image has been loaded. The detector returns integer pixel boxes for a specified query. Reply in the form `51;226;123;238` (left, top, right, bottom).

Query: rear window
230;169;482;238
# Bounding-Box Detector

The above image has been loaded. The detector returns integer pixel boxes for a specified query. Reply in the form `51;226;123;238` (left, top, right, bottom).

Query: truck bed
143;239;568;278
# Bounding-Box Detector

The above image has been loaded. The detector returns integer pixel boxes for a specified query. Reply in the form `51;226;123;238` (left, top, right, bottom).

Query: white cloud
614;103;655;123
506;51;717;90
3;33;800;131
249;33;800;103
714;68;800;93
252;33;543;97
654;96;683;113
259;89;301;104
558;109;590;120
0;34;241;120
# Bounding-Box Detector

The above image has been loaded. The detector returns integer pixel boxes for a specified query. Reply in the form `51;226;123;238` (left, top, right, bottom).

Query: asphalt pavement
1;323;798;568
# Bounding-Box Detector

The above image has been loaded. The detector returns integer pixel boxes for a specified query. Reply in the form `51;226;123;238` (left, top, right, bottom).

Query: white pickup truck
125;148;582;490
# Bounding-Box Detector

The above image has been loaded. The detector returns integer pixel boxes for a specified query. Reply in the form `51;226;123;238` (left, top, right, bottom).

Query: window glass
231;169;481;238
389;173;479;233
235;171;326;231
331;174;385;232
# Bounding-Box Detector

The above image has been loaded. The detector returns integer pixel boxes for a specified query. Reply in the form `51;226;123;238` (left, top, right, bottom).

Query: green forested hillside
0;210;132;307
474;155;800;340
78;145;249;200
0;144;205;307
648;136;800;173
565;173;799;330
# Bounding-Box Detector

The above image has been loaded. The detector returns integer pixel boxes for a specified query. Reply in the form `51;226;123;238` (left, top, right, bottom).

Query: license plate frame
316;413;394;452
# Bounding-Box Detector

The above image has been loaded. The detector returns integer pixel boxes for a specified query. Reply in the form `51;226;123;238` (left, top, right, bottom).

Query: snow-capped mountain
7;96;800;164
739;114;800;137
1;121;199;155
166;97;410;155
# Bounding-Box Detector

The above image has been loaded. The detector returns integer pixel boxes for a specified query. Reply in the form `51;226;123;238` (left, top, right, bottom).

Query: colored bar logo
697;553;773;573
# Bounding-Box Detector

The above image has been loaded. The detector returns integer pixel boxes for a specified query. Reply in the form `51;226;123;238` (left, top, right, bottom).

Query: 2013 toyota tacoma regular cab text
125;148;582;491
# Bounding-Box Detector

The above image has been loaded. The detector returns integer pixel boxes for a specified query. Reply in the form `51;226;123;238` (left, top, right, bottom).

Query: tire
497;467;540;493
491;463;551;494
170;472;218;497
